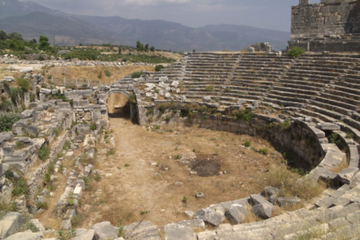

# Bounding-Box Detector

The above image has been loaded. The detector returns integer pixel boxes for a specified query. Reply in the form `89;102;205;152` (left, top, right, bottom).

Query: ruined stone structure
290;0;360;52
1;51;360;239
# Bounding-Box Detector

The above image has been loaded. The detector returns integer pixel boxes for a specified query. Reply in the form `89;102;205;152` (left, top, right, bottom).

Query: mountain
0;11;119;45
0;0;56;19
0;0;290;51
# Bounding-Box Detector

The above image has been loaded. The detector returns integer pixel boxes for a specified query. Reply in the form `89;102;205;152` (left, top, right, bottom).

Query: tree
118;45;122;54
145;43;149;52
136;40;144;51
0;30;7;41
8;32;23;41
38;36;50;50
150;46;155;52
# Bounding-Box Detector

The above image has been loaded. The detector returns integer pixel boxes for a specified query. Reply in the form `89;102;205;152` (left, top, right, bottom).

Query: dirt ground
74;94;287;229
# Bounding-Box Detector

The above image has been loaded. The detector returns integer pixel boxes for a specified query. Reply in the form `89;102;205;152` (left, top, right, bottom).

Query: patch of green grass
140;210;149;215
131;71;143;78
243;141;251;147
258;148;268;155
38;144;51;161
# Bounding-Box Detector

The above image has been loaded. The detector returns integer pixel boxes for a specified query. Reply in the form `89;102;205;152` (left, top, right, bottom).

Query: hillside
0;0;290;51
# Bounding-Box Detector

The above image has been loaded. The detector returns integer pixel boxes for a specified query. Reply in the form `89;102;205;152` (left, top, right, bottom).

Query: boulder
195;208;224;226
71;228;96;240
91;221;117;240
225;204;247;224
252;204;274;219
5;231;42;240
29;219;45;232
0;212;23;239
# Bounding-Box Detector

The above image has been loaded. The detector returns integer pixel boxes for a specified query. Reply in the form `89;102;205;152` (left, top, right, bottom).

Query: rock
184;210;195;219
19;67;33;73
0;212;23;239
252;203;274;219
3;76;15;82
91;221;117;240
171;81;179;88
277;197;301;207
203;96;211;102
65;152;74;159
29;219;45;232
5;231;42;240
165;92;171;99
175;181;183;186
71;228;96;240
163;223;195;240
225;204;247;224
195;208;224;227
178;219;205;230
195;192;204;198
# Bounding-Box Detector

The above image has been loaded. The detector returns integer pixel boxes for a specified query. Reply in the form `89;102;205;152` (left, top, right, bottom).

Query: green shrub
90;122;97;131
0;113;20;132
155;65;165;71
16;78;31;92
243;141;251;147
146;108;154;117
205;85;215;92
47;75;52;80
235;109;254;122
287;46;305;58
39;144;50;161
182;196;188;203
131;71;143;78
104;70;112;77
258;148;268;155
281;119;291;131
16;141;25;149
36;201;48;210
106;150;115;156
71;214;83;227
63;140;71;150
48;162;55;173
11;176;29;197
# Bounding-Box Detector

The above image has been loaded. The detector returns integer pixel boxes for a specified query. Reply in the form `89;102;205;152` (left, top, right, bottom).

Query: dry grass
242;205;262;223
39;65;155;86
331;157;348;173
265;164;327;200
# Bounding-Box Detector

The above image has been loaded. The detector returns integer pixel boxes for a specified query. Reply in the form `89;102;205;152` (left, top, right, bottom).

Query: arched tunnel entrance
106;92;138;123
107;93;131;119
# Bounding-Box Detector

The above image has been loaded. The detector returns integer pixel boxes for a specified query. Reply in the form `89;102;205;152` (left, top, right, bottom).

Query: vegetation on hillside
0;30;179;63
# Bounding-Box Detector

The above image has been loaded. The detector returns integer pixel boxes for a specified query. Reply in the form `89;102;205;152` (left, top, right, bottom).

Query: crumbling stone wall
290;0;360;52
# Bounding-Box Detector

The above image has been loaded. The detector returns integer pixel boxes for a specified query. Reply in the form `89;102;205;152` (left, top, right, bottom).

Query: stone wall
290;0;360;52
27;132;69;200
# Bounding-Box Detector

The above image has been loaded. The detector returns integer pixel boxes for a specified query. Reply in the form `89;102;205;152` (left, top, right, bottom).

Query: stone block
163;223;195;240
74;186;82;196
65;151;74;159
0;212;23;239
251;203;274;219
71;228;96;240
195;208;224;227
225;204;247;224
317;123;340;131
91;221;118;240
5;231;43;240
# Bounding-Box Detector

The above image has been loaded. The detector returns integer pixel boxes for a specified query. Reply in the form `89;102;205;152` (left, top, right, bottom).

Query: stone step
320;91;360;108
311;98;353;116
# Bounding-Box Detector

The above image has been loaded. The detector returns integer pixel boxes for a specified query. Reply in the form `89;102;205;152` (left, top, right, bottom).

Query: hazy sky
21;0;322;32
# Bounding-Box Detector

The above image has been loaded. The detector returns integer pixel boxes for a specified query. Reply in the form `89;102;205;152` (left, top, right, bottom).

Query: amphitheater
1;0;360;240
